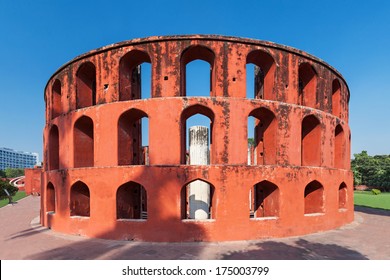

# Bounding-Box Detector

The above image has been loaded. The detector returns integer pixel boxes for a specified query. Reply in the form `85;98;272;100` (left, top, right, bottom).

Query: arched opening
52;79;62;119
246;50;276;100
181;45;215;96
250;180;279;218
74;116;94;168
301;115;321;166
338;182;347;209
49;125;59;170
116;181;147;219
76;62;96;109
46;182;56;213
334;124;346;169
304;180;324;214
332;79;341;117
70;181;90;217
181;179;215;220
119;50;152;101
180;105;214;164
118;109;149;165
186;116;210;165
298;63;317;107
248;108;277;165
185;60;211;97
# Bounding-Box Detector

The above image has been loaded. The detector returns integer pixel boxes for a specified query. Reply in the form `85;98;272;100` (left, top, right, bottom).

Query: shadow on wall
221;239;368;260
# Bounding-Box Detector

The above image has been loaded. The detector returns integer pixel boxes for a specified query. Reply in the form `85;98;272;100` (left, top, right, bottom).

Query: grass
354;191;390;210
0;191;27;208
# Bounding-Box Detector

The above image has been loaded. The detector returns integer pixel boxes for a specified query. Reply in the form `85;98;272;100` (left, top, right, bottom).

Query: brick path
0;196;389;260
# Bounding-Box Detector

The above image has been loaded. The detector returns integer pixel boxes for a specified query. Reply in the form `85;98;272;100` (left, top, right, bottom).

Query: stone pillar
188;126;210;219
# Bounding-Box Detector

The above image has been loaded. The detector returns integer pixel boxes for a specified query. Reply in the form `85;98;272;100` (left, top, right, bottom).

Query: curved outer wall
41;35;353;242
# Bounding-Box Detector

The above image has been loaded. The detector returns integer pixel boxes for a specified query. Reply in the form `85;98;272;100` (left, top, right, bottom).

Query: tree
0;170;5;178
351;151;390;191
0;180;18;200
248;138;255;147
4;168;25;178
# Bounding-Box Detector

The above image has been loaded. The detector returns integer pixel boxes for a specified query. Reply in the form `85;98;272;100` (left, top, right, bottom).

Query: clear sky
0;0;389;161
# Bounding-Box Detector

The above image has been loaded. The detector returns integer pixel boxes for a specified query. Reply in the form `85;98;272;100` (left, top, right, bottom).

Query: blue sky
0;0;389;160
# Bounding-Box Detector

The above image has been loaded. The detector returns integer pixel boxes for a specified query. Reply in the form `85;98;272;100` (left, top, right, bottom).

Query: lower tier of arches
41;165;354;242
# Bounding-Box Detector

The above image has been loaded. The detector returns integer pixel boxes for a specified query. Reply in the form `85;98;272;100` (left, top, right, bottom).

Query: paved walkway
0;196;389;260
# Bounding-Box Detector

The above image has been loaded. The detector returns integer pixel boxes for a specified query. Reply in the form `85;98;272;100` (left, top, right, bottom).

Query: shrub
371;188;381;195
0;180;18;199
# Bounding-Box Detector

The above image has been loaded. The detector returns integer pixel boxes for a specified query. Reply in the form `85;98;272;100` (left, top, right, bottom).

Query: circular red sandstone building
41;35;353;242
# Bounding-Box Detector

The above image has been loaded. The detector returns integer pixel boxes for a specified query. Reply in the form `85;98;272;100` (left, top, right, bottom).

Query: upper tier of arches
45;36;350;122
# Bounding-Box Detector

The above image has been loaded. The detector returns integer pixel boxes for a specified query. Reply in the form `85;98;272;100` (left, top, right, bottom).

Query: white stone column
188;126;210;219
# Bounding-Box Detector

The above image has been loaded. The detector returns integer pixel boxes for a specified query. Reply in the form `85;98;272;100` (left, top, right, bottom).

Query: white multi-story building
0;147;39;170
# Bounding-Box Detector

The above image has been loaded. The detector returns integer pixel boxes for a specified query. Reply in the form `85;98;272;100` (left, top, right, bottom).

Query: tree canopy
2;168;25;178
0;180;18;200
351;151;390;191
248;138;255;147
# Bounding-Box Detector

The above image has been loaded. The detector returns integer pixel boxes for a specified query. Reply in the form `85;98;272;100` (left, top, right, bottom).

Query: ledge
250;216;278;221
70;216;90;220
304;213;325;217
117;219;147;222
182;219;216;223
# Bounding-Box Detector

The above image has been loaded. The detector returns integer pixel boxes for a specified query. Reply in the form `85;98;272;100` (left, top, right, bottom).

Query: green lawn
354;191;390;210
0;191;27;208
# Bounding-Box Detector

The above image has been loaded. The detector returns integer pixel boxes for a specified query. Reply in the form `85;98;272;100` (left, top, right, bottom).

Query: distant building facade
0;147;39;170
